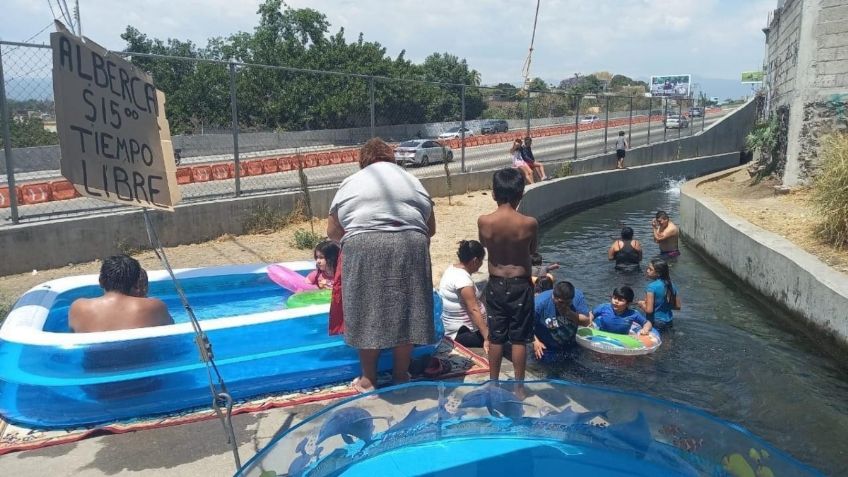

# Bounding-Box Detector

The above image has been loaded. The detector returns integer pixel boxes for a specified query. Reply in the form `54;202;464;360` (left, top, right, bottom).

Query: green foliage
121;0;485;134
526;77;549;92
491;83;519;101
812;133;848;248
0;116;58;149
745;115;781;181
553;161;573;178
292;228;323;249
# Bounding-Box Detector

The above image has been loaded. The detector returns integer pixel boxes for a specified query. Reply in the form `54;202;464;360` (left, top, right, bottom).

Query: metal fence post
647;97;652;145
525;92;531;136
628;96;633;146
369;77;375;139
677;98;682;140
603;95;610;153
702;96;706;132
573;95;581;161
0;46;20;223
663;98;668;142
229;62;241;197
460;85;466;173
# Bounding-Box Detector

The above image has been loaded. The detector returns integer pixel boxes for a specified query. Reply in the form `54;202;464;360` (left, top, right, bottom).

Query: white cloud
2;0;776;88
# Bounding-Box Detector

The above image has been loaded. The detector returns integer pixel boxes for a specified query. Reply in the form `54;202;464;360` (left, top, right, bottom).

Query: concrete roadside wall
680;168;848;347
519;153;741;224
0;102;754;275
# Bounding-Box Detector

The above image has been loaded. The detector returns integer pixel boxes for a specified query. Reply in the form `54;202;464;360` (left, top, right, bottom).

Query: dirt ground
0;192;499;310
698;168;848;274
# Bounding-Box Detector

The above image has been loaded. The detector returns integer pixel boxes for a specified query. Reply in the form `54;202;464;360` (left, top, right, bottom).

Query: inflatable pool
0;262;443;429
576;322;662;356
235;380;823;477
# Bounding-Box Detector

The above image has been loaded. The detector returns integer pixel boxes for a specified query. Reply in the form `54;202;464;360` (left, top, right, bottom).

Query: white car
394;140;454;167
579;115;599;124
438;126;474;139
664;115;690;129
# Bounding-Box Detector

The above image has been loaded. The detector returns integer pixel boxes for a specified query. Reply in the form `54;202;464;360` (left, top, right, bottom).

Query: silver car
394;140;454;167
664;115;690;129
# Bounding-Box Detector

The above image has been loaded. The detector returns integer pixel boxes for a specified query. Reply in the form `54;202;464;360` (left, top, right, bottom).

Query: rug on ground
0;338;487;455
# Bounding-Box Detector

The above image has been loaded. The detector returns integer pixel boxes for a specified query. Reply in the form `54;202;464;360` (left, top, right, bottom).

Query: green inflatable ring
577;327;644;349
286;289;332;308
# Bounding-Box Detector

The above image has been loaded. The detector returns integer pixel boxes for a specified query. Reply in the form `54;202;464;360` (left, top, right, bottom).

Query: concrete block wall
763;0;848;184
766;0;803;107
680;168;848;347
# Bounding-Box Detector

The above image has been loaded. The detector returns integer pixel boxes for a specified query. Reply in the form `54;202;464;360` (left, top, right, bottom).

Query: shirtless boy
478;168;538;387
652;210;680;258
69;254;173;333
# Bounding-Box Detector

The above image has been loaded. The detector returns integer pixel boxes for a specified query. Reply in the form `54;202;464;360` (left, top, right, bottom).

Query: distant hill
693;77;757;102
5;77;53;101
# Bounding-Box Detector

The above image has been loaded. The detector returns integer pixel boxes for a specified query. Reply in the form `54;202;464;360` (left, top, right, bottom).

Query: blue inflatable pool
0;262;443;429
236;380;823;477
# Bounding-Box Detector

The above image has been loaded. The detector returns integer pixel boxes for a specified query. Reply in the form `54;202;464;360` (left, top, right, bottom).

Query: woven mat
0;338;488;455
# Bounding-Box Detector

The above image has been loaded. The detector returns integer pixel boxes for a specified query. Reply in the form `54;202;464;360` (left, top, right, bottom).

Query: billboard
649;74;691;97
51;22;181;211
741;71;765;83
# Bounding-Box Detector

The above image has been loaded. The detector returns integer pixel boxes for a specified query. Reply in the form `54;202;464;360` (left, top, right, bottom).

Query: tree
491;83;519;101
120;0;487;132
1;116;58;149
527;77;549;92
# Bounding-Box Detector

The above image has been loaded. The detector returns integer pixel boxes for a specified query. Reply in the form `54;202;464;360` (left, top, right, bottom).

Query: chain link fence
1;40;719;225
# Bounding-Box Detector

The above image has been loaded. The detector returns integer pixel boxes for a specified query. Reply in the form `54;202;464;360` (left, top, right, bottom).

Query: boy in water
478;168;538;390
590;286;652;336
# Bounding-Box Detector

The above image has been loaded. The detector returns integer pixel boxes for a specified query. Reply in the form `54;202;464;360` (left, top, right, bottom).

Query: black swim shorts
616;149;626;159
484;276;535;345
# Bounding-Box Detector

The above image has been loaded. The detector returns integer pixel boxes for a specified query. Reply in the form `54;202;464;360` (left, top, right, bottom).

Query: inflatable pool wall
0;262;443;429
236;381;824;477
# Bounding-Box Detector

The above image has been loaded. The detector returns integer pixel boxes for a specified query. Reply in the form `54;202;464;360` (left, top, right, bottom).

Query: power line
2;22;54;54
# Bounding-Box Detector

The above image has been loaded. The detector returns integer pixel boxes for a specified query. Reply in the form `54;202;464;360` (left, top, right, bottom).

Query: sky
2;0;774;97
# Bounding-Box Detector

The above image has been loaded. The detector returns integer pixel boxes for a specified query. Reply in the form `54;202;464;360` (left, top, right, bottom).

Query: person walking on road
615;131;628;169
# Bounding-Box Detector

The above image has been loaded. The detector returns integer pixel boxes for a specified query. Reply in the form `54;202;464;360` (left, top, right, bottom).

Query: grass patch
242;201;307;235
0;296;11;325
553;161;573;179
292;228;323;250
812;133;848;248
116;238;146;256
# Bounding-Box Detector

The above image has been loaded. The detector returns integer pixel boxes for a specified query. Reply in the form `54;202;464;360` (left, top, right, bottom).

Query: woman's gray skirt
342;230;435;349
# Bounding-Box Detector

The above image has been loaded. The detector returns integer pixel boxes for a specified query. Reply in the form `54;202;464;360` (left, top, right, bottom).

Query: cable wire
142;209;242;470
521;0;542;91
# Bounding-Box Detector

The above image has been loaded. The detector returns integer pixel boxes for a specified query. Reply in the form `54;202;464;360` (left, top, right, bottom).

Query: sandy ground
0;192;498;311
698;168;848;274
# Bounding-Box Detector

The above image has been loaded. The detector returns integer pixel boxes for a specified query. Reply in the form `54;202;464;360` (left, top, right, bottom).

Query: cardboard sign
51;22;180;210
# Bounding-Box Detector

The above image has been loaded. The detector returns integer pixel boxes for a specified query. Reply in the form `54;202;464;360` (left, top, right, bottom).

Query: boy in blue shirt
590;286;652;336
532;281;591;360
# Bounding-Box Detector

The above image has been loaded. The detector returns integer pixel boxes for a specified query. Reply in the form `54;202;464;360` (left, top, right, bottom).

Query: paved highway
1;112;726;224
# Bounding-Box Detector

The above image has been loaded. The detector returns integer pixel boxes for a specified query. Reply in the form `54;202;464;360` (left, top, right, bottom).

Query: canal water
532;182;848;475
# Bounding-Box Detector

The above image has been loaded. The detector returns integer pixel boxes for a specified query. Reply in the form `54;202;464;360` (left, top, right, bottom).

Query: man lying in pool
69;254;173;332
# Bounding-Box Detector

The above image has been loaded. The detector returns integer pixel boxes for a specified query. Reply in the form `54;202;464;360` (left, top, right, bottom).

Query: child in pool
307;240;339;289
590;286;652;336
